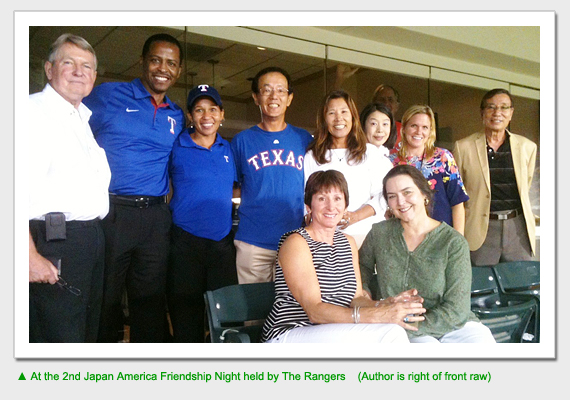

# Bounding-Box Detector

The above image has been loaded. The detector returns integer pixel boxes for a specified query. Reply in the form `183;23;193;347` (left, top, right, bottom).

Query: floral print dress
390;147;469;227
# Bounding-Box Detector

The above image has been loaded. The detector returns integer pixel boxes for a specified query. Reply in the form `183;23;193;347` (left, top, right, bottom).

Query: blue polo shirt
84;78;184;196
169;130;237;241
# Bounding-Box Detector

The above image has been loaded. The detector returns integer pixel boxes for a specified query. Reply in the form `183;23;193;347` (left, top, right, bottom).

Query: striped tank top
261;227;357;342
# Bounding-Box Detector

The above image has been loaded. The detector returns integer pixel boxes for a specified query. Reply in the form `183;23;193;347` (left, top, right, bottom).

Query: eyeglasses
56;276;82;296
258;86;289;96
483;104;513;112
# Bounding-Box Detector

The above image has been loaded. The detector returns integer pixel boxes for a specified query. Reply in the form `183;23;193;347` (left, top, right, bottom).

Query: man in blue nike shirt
84;33;184;342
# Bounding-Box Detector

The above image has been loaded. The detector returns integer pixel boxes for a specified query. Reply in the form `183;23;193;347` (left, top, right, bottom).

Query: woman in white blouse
304;90;393;248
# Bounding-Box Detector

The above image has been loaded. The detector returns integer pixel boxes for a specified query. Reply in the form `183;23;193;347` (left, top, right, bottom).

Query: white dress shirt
28;84;111;221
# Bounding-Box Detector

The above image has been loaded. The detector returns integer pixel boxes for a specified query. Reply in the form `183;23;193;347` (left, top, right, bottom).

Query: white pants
409;321;496;343
234;240;277;284
266;323;409;343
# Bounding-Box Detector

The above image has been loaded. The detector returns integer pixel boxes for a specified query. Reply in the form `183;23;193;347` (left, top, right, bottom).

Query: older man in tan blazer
453;88;537;266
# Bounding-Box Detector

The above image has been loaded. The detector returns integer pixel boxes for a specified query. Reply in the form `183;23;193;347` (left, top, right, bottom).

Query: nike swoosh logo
126;108;139;112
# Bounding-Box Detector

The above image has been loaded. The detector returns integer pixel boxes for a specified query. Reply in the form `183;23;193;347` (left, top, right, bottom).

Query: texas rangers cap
187;84;223;110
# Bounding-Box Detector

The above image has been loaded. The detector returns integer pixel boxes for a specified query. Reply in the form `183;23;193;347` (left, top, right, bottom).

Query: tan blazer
453;132;537;254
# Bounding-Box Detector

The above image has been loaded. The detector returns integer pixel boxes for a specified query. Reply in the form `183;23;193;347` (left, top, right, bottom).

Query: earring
424;198;429;206
304;212;312;226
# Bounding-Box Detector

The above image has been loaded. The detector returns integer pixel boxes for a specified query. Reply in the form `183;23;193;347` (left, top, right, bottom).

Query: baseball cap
187;84;223;111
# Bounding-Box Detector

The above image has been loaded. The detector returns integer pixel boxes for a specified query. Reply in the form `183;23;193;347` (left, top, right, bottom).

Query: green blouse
359;218;478;339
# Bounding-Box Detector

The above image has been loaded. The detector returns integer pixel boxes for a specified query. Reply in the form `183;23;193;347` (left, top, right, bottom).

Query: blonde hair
398;104;437;160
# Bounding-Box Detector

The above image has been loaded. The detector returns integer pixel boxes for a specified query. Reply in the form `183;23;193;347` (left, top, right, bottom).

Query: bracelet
374;301;381;307
352;306;361;324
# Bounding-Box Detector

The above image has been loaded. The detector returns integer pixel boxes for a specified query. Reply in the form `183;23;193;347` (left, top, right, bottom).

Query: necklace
331;148;346;162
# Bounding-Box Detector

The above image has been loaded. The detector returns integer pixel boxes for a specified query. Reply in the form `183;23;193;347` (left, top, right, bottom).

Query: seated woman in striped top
261;170;425;343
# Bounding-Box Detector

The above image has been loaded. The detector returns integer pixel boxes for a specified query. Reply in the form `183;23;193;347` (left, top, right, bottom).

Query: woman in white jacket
304;90;393;248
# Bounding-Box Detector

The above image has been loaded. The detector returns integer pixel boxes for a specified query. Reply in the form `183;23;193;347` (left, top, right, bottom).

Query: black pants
29;219;104;343
97;202;171;343
167;225;238;342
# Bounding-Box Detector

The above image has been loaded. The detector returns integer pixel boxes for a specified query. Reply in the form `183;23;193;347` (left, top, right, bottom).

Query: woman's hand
387;288;424;304
359;289;425;330
338;205;376;230
338;210;356;229
364;300;426;331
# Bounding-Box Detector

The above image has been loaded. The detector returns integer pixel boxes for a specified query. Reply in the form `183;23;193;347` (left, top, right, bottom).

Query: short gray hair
47;33;97;70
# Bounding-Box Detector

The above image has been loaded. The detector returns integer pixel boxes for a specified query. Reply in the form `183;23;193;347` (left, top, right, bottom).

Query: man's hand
29;231;59;284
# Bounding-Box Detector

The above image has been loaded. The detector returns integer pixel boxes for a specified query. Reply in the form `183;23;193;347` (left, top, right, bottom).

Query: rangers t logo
168;116;177;134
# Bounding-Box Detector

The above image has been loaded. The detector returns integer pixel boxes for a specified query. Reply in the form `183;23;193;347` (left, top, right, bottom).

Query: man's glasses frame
483;104;513;113
56;276;81;296
258;86;289;97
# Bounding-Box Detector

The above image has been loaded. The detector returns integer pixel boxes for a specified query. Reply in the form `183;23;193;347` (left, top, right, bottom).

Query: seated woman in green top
359;165;495;343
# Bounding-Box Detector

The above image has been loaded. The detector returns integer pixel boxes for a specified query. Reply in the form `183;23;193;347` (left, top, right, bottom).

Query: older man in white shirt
28;33;111;342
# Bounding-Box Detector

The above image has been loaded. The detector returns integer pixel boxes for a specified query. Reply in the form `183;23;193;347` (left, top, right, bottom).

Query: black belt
29;218;100;227
489;208;522;220
110;194;166;209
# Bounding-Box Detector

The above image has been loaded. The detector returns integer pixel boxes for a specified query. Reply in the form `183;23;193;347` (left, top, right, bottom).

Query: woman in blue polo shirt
167;85;238;342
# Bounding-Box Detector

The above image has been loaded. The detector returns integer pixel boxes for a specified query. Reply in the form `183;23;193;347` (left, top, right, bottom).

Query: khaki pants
234;240;277;284
470;213;534;266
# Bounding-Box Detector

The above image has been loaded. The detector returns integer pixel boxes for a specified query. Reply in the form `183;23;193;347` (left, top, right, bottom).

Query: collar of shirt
178;129;223;149
131;78;175;110
44;83;92;122
486;130;511;147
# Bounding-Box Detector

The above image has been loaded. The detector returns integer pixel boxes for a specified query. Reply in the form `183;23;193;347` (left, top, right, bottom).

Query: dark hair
304;170;349;209
382;165;434;216
251;66;293;94
372;83;400;104
359;102;398;150
480;88;514;110
142;33;183;61
307;90;368;166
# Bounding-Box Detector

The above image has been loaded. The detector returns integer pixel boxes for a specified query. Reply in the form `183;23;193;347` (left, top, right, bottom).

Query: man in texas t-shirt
231;66;313;284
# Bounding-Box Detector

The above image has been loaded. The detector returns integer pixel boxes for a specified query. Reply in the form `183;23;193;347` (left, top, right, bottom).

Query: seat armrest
223;330;252;343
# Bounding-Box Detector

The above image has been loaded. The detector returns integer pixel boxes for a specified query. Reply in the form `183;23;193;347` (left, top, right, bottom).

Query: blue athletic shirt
231;124;313;251
169;130;237;241
84;78;184;196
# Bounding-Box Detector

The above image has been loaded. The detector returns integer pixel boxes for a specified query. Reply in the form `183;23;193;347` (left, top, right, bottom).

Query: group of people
28;32;537;345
